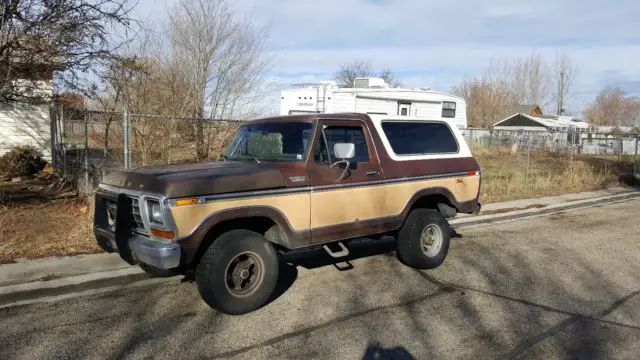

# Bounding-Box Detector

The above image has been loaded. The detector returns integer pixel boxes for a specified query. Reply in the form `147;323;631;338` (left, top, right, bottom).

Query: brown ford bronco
94;113;481;315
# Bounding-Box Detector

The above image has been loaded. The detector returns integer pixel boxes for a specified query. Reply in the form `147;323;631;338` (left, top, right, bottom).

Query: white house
0;103;52;160
0;69;54;160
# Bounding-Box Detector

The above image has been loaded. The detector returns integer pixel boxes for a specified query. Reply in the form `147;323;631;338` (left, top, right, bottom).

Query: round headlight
148;201;163;225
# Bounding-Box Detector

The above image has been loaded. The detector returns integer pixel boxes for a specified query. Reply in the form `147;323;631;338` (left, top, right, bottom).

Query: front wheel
396;209;451;269
196;229;279;315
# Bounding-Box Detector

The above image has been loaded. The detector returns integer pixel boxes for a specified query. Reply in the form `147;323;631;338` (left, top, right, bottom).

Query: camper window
442;102;456;118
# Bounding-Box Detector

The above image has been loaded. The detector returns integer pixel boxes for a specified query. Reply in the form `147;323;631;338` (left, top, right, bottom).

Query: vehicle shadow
360;341;415;360
282;228;462;271
266;229;463;305
281;236;397;271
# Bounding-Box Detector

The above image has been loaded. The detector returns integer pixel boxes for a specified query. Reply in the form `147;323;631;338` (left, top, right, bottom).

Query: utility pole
557;71;565;116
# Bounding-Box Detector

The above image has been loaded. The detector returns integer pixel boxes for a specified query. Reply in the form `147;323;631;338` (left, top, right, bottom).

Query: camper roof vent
353;77;388;89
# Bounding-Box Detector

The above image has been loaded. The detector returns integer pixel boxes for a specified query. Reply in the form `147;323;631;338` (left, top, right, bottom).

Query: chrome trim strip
169;171;473;205
195;186;312;203
310;172;470;192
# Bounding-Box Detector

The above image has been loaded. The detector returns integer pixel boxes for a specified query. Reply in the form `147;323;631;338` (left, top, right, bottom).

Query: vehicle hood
100;161;288;198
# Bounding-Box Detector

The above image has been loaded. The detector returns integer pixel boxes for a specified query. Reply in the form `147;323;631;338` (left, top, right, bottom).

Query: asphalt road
1;199;639;360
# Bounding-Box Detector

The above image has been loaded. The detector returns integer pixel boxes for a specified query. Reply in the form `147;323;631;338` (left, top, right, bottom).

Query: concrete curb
450;190;640;228
0;189;638;307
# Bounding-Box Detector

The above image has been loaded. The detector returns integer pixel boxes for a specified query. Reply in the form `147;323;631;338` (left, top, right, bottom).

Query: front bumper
94;227;181;270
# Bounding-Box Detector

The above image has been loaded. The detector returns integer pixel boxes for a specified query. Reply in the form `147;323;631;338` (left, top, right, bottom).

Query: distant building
500;104;543;118
493;113;590;132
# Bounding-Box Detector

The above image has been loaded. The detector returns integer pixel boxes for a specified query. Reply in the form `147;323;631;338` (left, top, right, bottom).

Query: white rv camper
280;77;468;129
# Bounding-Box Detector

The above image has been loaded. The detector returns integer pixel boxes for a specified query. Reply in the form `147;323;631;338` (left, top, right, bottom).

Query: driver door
307;119;384;244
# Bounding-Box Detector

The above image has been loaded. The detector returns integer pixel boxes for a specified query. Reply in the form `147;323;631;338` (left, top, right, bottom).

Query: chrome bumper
94;228;181;270
129;236;181;270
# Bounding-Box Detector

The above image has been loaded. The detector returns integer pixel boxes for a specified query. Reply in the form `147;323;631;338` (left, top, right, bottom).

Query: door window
314;125;370;163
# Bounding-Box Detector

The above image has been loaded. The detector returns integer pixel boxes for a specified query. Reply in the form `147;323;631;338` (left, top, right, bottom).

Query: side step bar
323;242;350;258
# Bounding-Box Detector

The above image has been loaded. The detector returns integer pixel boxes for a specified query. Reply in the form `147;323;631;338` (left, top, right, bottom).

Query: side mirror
330;143;355;182
333;143;355;160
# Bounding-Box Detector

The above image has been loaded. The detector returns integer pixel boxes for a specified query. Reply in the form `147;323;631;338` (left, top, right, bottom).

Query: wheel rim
224;251;264;297
420;224;443;257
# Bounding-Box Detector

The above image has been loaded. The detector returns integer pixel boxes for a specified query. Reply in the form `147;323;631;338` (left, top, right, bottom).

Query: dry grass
477;147;624;203
0;199;100;263
0;147;632;262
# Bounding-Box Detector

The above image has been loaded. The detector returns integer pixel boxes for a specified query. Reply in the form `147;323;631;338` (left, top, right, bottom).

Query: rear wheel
396;209;451;269
196;229;279;315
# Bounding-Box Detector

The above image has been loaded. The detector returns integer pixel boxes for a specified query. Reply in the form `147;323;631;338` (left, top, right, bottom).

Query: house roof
493;113;590;129
501;104;542;117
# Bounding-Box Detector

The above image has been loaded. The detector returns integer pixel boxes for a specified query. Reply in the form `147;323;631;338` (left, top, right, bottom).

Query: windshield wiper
247;153;261;164
227;153;260;164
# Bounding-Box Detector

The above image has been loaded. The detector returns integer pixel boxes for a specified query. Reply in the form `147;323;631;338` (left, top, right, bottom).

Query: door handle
366;171;379;176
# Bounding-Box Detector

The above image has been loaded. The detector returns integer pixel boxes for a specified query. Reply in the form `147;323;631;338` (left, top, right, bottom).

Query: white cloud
132;0;640;115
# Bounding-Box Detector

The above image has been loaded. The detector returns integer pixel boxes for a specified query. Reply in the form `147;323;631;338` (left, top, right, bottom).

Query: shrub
0;145;47;177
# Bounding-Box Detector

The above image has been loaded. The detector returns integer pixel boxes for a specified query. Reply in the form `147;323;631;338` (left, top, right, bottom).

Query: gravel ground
0;199;639;360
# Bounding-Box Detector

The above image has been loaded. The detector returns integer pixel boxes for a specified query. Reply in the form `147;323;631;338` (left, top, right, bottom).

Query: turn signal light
175;198;198;206
150;228;175;240
467;171;480;176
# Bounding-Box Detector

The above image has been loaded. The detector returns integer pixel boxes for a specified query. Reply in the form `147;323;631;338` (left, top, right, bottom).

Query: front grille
130;196;148;235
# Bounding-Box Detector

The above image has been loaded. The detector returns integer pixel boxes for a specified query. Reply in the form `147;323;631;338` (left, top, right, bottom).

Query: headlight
147;200;163;225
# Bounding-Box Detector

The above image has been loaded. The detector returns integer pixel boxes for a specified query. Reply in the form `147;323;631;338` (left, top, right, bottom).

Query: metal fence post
84;112;90;191
570;130;574;164
525;133;532;187
123;109;129;169
634;134;639;183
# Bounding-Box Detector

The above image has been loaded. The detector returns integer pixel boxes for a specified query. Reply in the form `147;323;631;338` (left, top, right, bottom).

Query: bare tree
585;87;640;127
334;60;403;88
551;52;577;115
452;52;579;127
452;75;518;128
92;25;200;165
168;0;273;160
0;0;133;103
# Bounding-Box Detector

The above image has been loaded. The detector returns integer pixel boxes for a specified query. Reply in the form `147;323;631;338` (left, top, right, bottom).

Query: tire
396;208;451;269
196;229;279;315
139;263;178;278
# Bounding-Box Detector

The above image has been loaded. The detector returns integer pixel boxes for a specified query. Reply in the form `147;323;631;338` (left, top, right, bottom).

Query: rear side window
381;121;459;155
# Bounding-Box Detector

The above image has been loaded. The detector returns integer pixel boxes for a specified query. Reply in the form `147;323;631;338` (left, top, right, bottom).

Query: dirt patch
0;200;101;263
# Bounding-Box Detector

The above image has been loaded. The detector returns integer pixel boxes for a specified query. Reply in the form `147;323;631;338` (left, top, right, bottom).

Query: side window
314;125;370;163
442;101;456;118
381;121;459;155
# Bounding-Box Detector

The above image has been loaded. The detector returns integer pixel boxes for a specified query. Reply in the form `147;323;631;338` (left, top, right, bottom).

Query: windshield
224;122;314;162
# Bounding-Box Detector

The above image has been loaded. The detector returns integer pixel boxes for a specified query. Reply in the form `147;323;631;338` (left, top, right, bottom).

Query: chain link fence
461;128;639;202
51;107;640;199
51;107;242;191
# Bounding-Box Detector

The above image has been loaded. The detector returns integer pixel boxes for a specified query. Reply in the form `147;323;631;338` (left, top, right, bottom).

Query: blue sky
132;0;640;116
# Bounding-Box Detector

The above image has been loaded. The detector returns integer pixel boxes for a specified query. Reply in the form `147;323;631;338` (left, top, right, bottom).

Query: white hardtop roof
366;114;461;125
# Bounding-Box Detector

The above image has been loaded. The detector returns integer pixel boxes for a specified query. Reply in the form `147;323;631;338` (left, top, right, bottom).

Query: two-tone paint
96;113;481;268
